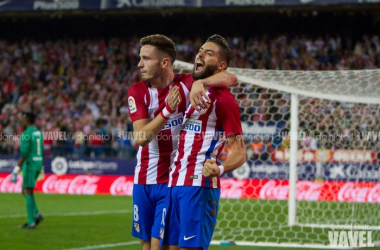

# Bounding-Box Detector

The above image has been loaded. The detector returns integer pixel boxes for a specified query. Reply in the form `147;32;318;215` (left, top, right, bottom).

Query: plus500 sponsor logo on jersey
162;114;184;131
181;119;202;133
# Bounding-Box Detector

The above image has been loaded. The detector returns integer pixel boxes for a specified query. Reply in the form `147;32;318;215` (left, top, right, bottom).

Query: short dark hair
140;34;176;65
206;34;232;68
23;112;36;124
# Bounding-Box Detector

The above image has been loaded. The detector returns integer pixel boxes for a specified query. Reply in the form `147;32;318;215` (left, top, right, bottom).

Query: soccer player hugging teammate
127;34;237;250
161;35;246;250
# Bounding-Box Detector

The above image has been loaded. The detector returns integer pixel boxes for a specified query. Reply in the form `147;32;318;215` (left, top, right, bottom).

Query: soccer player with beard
127;34;237;250
160;35;246;250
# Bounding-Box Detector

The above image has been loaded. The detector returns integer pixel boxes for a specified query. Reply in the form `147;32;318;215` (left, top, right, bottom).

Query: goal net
174;60;380;248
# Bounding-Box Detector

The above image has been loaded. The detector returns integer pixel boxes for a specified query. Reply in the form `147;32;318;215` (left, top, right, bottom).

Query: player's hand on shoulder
202;159;219;178
167;86;180;111
190;80;211;112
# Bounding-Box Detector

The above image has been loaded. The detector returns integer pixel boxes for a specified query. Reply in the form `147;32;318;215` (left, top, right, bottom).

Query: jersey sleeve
216;91;243;137
127;84;149;123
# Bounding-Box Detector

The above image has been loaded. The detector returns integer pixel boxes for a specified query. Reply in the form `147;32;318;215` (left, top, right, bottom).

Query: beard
141;63;162;82
192;63;218;80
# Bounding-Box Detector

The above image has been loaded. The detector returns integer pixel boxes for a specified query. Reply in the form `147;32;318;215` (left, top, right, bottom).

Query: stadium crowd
0;34;379;158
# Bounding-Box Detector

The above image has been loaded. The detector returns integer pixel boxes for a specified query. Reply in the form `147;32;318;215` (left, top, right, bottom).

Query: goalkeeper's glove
11;166;20;183
37;168;45;181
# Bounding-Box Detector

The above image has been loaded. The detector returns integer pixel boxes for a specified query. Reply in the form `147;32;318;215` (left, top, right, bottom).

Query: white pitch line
0;210;131;219
63;241;140;250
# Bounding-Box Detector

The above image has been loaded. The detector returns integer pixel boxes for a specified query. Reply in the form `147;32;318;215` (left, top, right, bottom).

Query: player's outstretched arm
190;71;237;111
202;134;246;178
133;87;180;147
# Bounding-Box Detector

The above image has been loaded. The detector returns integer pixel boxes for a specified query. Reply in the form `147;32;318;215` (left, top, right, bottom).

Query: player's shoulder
129;81;148;91
176;73;192;80
213;88;235;101
31;127;42;137
212;88;239;109
22;126;33;136
128;81;148;96
175;73;193;83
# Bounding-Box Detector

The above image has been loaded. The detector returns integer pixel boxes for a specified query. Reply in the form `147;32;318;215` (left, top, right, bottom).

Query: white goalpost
173;60;380;248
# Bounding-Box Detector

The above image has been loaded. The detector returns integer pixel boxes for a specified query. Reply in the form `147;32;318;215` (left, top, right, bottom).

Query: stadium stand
1;33;380;157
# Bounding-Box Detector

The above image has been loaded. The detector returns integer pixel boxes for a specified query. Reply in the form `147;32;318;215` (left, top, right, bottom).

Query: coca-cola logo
42;175;99;195
0;174;22;193
296;181;323;201
220;179;244;199
68;176;99;195
338;183;380;203
260;180;288;200
259;180;322;200
368;184;380;203
110;176;133;196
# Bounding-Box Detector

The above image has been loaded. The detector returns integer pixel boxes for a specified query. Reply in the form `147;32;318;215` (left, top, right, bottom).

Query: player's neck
150;69;174;89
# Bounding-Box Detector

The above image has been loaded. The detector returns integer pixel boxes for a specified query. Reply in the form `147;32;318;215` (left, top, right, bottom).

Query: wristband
161;102;176;120
218;165;225;176
160;107;172;120
13;166;21;173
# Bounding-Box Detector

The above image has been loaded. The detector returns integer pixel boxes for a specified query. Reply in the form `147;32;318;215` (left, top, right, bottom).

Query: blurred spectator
300;130;318;150
250;138;264;161
261;138;274;161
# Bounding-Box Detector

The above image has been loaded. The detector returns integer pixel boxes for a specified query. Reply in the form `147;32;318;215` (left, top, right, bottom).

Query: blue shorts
132;183;167;242
160;186;220;250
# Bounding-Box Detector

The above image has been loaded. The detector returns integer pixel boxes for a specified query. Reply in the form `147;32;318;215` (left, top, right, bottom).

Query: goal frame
173;60;380;248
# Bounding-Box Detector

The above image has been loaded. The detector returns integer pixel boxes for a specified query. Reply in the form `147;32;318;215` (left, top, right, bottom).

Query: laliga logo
232;162;250;179
51;156;68;175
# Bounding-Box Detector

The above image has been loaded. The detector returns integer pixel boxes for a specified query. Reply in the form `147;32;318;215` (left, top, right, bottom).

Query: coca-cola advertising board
0;173;134;196
0;156;136;176
1;173;379;203
220;179;380;203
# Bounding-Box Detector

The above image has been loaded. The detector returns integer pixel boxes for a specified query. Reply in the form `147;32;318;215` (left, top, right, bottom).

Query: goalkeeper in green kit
11;112;44;229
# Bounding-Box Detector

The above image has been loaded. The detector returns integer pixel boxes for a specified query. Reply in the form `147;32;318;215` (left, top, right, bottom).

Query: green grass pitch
0;193;378;250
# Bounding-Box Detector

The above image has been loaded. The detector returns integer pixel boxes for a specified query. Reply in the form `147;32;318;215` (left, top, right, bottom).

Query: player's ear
161;57;170;68
218;61;227;71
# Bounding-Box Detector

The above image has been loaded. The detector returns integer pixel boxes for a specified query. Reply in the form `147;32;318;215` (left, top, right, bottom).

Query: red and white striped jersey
127;73;194;185
169;87;243;188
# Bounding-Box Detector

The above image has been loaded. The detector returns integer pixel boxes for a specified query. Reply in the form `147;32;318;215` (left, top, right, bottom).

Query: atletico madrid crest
134;222;140;233
199;102;210;115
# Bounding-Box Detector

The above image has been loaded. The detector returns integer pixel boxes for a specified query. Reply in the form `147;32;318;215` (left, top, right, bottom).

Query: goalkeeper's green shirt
20;125;44;171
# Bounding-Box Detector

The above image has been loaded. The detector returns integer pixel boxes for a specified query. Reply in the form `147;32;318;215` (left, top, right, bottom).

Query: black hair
206;34;232;67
